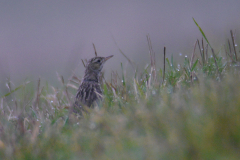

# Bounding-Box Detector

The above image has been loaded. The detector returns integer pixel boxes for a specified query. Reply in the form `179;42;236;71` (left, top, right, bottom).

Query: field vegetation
0;20;240;159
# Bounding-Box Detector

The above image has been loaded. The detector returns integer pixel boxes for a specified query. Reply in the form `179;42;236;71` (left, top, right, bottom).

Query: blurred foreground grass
0;29;240;159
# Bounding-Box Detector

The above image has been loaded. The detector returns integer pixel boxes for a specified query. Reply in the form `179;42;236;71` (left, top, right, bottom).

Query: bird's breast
76;81;102;107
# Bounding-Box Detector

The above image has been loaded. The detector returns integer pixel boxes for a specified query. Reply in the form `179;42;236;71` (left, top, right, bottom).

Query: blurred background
0;0;239;93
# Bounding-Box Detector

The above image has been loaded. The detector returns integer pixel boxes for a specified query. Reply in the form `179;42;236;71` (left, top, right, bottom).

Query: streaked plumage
73;55;113;114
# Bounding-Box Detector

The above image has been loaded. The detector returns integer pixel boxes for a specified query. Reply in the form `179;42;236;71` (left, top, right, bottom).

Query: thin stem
93;43;98;57
197;39;204;65
230;30;237;61
162;47;166;86
211;48;220;80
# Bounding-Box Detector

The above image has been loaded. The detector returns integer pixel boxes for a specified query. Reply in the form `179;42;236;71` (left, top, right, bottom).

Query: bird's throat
83;70;100;83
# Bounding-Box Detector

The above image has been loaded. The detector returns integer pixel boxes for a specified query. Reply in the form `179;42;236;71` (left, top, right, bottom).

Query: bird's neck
83;69;100;83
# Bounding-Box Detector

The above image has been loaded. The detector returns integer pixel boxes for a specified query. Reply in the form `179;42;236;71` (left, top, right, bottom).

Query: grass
0;23;240;159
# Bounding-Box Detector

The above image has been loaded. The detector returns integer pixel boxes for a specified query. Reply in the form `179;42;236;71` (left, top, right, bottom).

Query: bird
73;55;113;114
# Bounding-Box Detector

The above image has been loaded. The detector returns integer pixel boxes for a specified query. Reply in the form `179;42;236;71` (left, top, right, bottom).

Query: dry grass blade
94;89;104;99
111;35;135;69
57;73;72;105
147;35;154;67
56;72;64;85
133;79;139;102
67;83;78;90
102;76;111;90
146;34;156;83
224;45;229;61
230;30;237;61
224;44;234;62
93;43;98;57
0;98;3;110
65;87;71;105
69;80;80;86
6;79;12;92
190;40;198;68
31;121;40;143
111;87;117;99
197;39;204;65
33;78;42;108
62;76;71;105
111;71;118;89
18;114;25;135
202;38;205;58
81;59;86;68
70;73;81;83
61;76;64;84
162;47;166;86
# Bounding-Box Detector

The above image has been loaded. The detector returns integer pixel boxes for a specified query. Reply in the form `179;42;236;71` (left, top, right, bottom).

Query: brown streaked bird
73;55;113;114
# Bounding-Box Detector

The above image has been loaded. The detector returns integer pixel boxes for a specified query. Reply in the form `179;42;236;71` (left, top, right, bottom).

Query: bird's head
86;55;113;72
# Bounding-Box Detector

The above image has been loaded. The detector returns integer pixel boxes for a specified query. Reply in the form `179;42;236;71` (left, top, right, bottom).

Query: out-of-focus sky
0;0;239;90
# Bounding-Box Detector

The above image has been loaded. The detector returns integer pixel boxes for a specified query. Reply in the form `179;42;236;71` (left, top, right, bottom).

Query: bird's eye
97;60;101;63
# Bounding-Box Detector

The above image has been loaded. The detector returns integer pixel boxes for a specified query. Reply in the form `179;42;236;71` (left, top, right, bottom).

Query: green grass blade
1;85;23;98
166;58;171;68
193;18;212;49
121;63;126;86
191;59;199;72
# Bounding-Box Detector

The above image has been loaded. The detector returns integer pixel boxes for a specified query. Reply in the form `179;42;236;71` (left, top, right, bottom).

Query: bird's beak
104;55;114;62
